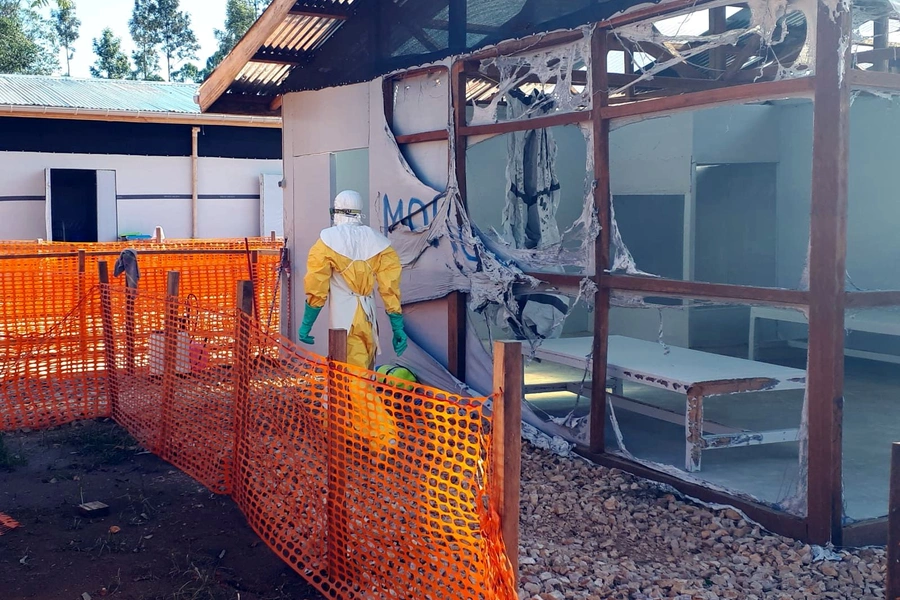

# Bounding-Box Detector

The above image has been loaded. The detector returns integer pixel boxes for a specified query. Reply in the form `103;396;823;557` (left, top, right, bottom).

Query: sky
51;0;226;78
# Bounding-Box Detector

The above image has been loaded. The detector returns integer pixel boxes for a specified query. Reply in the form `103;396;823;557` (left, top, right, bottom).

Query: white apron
319;224;392;356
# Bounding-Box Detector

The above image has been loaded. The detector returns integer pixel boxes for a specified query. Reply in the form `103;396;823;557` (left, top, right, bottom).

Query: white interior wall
0;151;281;240
846;95;900;291
774;95;900;292
775;102;815;289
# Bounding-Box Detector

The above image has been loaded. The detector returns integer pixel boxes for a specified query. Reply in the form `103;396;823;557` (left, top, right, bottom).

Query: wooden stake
889;442;900;598
125;262;137;376
492;341;522;581
77;250;89;414
230;280;254;494
97;261;119;414
159;271;181;456
250;250;260;322
327;328;348;582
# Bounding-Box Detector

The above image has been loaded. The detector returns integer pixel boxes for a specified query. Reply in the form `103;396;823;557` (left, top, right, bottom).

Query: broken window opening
465;32;592;126
606;0;814;103
608;99;814;290
466;122;596;277
519;293;809;514
848;92;900;292
851;0;900;72
840;304;900;522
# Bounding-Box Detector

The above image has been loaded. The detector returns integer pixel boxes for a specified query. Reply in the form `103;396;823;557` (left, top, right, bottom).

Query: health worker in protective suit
298;189;408;367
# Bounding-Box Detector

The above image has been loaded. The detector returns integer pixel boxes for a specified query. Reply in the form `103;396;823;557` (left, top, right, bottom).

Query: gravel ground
517;444;886;600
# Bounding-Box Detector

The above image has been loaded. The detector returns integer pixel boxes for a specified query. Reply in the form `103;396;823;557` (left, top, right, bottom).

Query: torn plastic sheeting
609;0;816;95
609;196;657;278
502;94;564;249
370;124;472;304
469;29;592;127
480;120;598;275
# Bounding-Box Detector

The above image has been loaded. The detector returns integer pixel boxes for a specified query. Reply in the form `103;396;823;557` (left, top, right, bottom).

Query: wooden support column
159;271;181;457
327;328;349;581
874;17;890;72
492;341;522;582
97;261;119;415
448;0;466;52
709;7;727;74
590;28;611;454
889;442;900;598
806;0;850;545
449;59;469;382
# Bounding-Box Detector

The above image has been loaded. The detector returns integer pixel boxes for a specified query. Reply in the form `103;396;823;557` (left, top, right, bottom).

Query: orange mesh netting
0;512;19;535
0;240;285;431
0;246;517;600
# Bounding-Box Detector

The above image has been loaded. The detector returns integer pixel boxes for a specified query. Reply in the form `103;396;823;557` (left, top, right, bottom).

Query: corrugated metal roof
0;74;201;114
230;0;356;96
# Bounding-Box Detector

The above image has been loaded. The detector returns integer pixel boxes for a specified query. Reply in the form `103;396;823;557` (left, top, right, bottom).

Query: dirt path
0;420;323;600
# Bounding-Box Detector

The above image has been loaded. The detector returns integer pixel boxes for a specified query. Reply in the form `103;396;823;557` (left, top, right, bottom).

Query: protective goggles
330;208;362;216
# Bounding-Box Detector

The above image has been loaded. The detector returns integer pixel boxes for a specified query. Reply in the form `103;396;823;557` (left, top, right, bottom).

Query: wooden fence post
97;261;119;413
77;250;87;357
492;341;522;582
159;271;180;456
889;442;900;599
77;250;88;409
230;280;254;496
125;268;137;376
327;328;348;582
250;249;260;322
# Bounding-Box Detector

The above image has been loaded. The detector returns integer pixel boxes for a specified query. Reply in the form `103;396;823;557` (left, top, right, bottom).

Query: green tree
154;0;197;81
51;0;79;76
250;0;270;17
202;0;255;79
90;27;130;78
0;0;58;74
128;0;160;80
171;61;199;82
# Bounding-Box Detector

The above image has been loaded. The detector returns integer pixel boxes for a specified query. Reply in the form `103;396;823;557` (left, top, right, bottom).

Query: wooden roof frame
199;0;308;113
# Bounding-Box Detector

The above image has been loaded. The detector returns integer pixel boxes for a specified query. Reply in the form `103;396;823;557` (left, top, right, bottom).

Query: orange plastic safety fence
0;241;285;432
0;278;517;599
0;512;19;535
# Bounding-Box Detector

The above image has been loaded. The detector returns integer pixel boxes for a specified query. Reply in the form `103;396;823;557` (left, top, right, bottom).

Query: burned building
199;0;900;546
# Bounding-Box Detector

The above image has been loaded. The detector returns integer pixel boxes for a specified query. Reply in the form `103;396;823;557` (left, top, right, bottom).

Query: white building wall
0;151;282;240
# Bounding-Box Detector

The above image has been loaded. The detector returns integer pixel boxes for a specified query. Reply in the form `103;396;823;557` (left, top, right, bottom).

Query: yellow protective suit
304;224;403;447
304;239;402;368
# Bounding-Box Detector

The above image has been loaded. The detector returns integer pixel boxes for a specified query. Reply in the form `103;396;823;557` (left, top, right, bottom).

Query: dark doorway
50;169;98;242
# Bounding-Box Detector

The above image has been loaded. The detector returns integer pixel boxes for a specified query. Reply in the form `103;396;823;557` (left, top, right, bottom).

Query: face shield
332;190;364;226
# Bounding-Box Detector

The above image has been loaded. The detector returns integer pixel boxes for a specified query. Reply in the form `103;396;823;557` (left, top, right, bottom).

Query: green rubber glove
387;312;408;356
298;303;322;344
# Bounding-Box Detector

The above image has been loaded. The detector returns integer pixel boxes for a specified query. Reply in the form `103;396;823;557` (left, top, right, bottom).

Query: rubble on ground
518;444;885;600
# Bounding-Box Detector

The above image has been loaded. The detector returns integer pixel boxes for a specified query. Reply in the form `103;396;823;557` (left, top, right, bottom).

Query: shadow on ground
0;419;323;600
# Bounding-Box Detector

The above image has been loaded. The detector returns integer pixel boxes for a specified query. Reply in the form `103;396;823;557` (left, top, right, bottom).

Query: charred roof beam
251;47;308;65
289;1;352;19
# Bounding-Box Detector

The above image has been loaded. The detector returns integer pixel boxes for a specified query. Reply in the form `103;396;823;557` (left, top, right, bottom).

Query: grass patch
0;433;27;471
56;422;139;468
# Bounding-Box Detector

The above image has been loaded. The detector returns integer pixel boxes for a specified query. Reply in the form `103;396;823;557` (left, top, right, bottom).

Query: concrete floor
523;347;900;523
